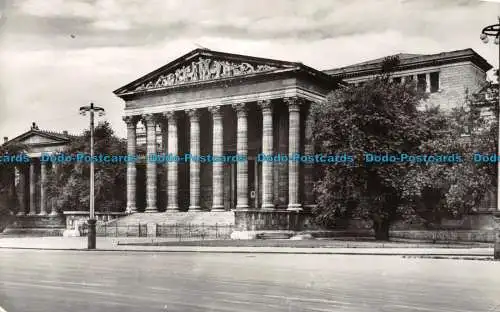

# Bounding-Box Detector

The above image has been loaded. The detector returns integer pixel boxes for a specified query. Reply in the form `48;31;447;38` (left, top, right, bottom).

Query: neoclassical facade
3;122;73;216
114;49;338;214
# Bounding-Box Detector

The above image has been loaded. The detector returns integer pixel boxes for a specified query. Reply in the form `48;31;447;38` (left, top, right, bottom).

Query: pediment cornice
113;49;335;97
6;130;71;147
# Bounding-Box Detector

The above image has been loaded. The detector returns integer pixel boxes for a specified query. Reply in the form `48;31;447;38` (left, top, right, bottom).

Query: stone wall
234;210;316;231
426;62;486;111
7;215;65;229
63;211;127;230
389;230;496;243
344;61;488;112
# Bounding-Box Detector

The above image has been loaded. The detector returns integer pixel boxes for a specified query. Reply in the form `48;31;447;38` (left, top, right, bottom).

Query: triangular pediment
7;130;70;147
21;134;66;145
114;49;302;95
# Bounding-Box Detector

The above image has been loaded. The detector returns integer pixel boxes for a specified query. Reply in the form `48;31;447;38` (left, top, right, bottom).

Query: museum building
118;48;494;217
2;47;496;235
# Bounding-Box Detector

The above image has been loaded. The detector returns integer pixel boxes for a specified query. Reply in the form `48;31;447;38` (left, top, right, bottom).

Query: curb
116;243;492;249
0;246;493;256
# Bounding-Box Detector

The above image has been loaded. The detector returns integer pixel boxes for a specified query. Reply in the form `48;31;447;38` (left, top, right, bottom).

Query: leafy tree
311;57;442;240
405;82;498;224
47;121;127;212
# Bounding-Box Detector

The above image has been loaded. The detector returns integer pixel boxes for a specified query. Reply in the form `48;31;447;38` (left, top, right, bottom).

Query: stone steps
112;211;236;226
8;215;66;228
1;228;65;237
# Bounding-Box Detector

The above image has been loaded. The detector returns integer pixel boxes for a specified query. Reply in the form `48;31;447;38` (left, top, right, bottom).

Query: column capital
141;113;157;126
208;106;223;118
163;111;178;122
123;115;140;128
232;103;248;116
186;108;200;120
284;97;306;111
257;99;272;111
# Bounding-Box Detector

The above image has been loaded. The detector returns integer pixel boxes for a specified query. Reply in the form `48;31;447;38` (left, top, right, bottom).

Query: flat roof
324;48;493;78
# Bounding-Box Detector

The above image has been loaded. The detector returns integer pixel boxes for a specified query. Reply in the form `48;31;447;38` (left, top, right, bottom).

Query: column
233;103;249;209
165;111;179;211
39;161;47;215
143;113;158;213
303;103;315;210
277;105;288;206
49;160;59;216
124;116;138;213
210;106;224;211
187;109;201;211
285;97;302;211
425;73;431;93
16;166;26;216
28;159;36;215
259;100;275;210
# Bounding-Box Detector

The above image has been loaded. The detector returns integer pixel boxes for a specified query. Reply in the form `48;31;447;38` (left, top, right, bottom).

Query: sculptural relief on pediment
135;58;278;91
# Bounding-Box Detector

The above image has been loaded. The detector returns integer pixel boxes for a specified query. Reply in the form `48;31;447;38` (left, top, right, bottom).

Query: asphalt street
0;249;499;312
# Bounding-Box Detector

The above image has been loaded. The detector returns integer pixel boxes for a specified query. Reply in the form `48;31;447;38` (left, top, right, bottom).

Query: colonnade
16;159;59;216
123;96;315;213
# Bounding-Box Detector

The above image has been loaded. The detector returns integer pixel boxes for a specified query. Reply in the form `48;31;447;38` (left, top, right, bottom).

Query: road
0;250;499;312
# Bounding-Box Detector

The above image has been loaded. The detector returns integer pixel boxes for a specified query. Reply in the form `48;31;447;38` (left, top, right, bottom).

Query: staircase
110;211;235;226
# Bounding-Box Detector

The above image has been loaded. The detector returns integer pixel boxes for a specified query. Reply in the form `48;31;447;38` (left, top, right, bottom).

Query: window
392;77;402;84
430;72;439;93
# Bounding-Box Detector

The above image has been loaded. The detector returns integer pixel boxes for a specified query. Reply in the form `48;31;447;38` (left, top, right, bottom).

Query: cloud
0;0;499;140
18;0;95;19
5;0;497;48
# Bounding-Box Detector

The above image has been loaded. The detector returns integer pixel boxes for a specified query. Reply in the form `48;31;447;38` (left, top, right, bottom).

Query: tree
311;57;441;240
405;82;498;224
47;121;127;212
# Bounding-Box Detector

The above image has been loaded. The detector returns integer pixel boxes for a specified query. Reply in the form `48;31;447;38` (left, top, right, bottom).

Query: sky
0;0;499;140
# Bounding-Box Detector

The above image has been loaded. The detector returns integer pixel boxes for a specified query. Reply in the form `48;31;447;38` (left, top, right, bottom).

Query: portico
3;122;73;216
114;49;338;216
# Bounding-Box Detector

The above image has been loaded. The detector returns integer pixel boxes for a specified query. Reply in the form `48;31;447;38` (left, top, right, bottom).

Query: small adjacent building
2;122;75;216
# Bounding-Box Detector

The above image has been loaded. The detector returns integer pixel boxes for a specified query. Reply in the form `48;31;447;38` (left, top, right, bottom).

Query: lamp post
480;17;500;260
79;103;105;250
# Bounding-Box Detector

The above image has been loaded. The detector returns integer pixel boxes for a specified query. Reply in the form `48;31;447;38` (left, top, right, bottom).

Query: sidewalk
0;237;494;256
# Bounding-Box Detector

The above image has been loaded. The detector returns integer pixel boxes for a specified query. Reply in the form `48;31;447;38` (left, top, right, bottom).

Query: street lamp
79;102;105;250
480;17;500;260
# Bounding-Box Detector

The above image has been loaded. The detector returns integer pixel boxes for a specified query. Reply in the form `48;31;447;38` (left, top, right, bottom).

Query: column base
166;206;180;212
38;211;48;216
27;212;36;216
188;206;203;211
144;207;158;213
260;204;275;210
17;211;26;216
49;211;59;216
287;204;303;211
211;206;225;212
235;204;249;210
126;206;137;214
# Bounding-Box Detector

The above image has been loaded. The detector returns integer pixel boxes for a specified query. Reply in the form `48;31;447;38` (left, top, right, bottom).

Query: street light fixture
79;102;105;250
480;17;500;260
